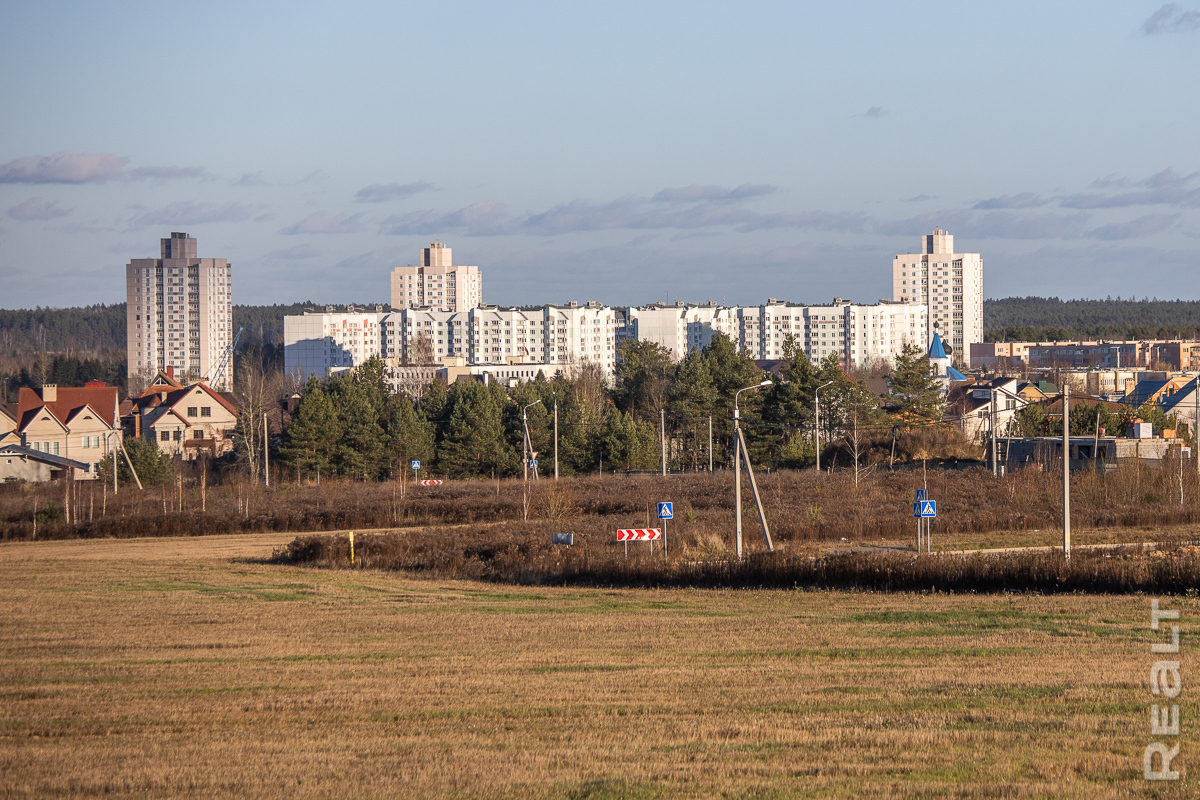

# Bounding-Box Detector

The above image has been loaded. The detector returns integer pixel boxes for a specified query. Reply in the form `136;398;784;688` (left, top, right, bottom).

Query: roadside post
658;502;673;557
349;531;355;565
617;528;662;558
911;492;936;553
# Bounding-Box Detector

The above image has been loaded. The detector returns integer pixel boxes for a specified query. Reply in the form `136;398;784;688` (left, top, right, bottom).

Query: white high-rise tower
125;232;235;391
891;229;983;363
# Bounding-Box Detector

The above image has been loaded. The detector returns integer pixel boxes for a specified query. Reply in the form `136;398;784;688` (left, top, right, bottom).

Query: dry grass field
0;533;1193;798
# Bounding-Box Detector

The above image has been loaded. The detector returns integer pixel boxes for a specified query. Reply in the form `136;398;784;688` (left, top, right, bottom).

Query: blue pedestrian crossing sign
915;489;927;502
658;502;673;520
530;459;538;469
411;460;421;470
912;500;937;518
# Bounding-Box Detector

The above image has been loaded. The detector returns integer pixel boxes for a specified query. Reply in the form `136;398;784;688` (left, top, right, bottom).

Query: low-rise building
12;383;122;480
124;369;239;459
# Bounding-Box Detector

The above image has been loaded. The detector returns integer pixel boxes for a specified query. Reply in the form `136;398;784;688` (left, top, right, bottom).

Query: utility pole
553;392;559;481
991;389;998;476
708;415;713;472
660;409;666;476
263;412;269;487
734;407;742;557
733;380;772;558
1063;384;1070;558
522;400;541;521
814;380;833;471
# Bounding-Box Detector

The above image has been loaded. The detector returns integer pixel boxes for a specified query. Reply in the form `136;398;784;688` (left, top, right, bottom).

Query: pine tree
279;376;341;478
889;343;944;421
436;381;514;478
384;393;435;477
333;377;386;480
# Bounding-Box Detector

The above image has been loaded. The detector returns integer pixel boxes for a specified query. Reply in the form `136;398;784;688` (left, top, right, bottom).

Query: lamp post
733;379;772;558
814;380;834;471
552;391;558;480
522;400;541;521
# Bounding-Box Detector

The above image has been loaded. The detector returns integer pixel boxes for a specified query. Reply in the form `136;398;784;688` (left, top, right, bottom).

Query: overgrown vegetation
10;461;1200;544
276;528;1200;594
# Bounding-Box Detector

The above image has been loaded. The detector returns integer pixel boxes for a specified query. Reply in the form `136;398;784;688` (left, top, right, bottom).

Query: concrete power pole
1063;384;1070;557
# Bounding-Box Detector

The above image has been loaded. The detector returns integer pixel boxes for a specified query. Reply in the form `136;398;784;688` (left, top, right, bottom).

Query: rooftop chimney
42;384;57;403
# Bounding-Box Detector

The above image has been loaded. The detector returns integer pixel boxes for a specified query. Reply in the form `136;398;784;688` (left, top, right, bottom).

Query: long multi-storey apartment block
125;232;234;391
629;298;925;368
285;302;620;383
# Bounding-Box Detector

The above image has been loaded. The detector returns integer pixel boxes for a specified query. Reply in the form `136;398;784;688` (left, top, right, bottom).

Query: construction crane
207;327;243;389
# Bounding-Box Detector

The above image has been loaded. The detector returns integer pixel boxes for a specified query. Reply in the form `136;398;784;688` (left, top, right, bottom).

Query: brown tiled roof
17;386;119;431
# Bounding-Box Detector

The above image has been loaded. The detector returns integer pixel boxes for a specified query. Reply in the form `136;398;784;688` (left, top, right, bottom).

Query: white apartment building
285;302;620;385
632;298;925;369
125;233;235;391
892;228;983;360
383;302;620;375
389;242;482;311
283;306;387;381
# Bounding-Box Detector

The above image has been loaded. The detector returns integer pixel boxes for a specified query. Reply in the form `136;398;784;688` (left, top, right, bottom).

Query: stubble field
0;533;1192;798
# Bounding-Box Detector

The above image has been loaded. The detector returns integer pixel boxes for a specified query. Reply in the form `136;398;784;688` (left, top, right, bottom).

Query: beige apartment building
892;229;983;361
389;243;482;312
126;232;235;391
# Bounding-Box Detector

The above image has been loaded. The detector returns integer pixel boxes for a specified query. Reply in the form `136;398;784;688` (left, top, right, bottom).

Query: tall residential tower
891;229;983;362
125;232;234;391
389;242;482;311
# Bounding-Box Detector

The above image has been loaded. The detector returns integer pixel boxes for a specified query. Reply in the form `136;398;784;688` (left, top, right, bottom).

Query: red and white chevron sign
420;479;443;486
617;528;661;541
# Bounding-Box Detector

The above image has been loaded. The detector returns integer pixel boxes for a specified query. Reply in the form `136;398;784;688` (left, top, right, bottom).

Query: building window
173;430;182;441
53;442;60;455
193;430;205;440
82;437;90;449
161;431;170;442
200;406;211;417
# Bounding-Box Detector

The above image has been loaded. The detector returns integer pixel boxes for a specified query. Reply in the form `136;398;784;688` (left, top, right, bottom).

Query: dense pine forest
984;297;1200;342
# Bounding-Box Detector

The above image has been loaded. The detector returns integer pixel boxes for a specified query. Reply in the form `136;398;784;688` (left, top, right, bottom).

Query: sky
1;1;1198;309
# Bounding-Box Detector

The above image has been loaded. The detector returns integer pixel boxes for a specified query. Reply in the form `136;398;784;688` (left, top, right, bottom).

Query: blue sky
1;1;1198;308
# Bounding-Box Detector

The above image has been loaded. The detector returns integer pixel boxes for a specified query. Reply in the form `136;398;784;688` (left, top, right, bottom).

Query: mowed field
0;533;1192;799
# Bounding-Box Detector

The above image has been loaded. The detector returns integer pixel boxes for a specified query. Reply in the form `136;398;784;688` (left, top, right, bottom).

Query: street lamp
733;379;772;558
522;399;541;521
814;380;834;471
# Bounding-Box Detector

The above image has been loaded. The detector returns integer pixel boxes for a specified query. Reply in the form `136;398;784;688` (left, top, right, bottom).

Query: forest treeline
0;302;325;401
985;296;1200;342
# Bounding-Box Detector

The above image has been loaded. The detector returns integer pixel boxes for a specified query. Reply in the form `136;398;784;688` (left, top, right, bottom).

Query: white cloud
281;211;367;234
6;197;72;221
1143;4;1200;34
0;152;128;183
125;165;210;181
354;181;434;203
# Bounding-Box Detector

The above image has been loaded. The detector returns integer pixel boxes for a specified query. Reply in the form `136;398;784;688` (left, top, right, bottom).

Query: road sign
916;500;936;518
420;479;443;486
617;528;662;541
657;502;673;520
551;533;574;546
411;460;421;470
530;459;538;469
915;489;926;501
